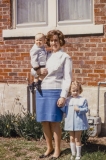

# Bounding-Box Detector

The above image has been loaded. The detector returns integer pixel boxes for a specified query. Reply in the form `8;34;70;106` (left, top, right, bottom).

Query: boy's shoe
75;156;81;160
35;80;42;93
29;81;42;93
70;155;75;160
29;82;36;93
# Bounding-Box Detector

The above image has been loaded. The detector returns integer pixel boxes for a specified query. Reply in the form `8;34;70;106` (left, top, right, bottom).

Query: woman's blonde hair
68;81;83;96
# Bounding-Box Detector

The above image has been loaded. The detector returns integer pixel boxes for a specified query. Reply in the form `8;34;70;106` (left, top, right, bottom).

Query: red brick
0;77;4;81
95;12;105;16
88;74;99;77
16;49;25;52
2;0;10;3
85;61;96;64
100;0;106;3
0;49;5;52
0;41;4;45
21;53;29;57
88;82;98;86
18;73;27;76
74;69;81;73
16;57;24;60
91;48;102;52
85;52;97;56
100;74;106;78
97;52;106;56
83;77;94;81
94;4;105;8
102;56;106;60
86;44;96;47
80;47;90;51
3;60;11;64
1;72;8;76
0;57;5;60
0;4;7;7
6;49;15;52
0;0;106;85
4;69;12;72
13;69;22;72
73;52;84;56
0;64;7;68
71;56;79;60
82;69;93;73
94;8;101;13
23;69;30;72
98;43;106;47
96;61;105;64
8;64;18;68
103;48;106;51
101;17;106;21
90;39;101;43
94;69;105;73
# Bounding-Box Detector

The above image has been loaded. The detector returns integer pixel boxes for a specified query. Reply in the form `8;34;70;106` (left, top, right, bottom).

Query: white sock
70;142;76;156
76;145;81;157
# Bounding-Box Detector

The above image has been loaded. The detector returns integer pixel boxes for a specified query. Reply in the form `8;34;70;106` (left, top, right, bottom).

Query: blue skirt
36;89;63;122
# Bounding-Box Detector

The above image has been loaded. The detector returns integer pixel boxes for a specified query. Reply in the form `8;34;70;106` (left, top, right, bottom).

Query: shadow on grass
82;142;106;153
60;142;106;158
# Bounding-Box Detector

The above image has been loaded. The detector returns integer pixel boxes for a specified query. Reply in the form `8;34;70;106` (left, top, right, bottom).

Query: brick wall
0;0;106;85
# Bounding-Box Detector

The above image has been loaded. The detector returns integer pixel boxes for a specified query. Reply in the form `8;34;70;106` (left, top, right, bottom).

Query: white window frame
57;0;93;25
15;0;48;28
3;0;103;38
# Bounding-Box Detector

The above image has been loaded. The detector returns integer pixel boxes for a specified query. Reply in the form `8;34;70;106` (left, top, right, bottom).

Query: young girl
64;81;89;160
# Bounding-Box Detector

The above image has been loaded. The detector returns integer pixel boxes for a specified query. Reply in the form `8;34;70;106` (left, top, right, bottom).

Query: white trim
57;0;93;25
15;0;48;28
3;24;103;38
48;0;56;27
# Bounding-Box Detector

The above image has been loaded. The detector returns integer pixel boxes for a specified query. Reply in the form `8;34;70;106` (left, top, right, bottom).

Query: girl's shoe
70;155;75;160
75;156;81;160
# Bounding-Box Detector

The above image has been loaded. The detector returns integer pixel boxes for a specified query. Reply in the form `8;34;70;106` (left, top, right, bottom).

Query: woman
35;30;72;159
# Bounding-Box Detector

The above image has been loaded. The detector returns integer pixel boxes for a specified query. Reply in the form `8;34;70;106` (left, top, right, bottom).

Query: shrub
0;112;90;144
0;112;17;137
14;112;43;140
0;112;43;140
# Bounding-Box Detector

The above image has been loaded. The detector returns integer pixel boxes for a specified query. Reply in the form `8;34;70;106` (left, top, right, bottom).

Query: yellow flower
31;117;34;120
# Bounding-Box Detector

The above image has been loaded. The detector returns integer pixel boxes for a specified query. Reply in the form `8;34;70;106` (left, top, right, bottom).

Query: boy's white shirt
30;44;46;68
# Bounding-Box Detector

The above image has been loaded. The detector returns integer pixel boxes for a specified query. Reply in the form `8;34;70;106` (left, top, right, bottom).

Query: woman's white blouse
41;50;72;98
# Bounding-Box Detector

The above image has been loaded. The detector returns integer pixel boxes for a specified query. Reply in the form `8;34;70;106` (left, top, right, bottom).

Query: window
58;0;93;25
15;0;93;28
3;0;103;37
16;0;48;27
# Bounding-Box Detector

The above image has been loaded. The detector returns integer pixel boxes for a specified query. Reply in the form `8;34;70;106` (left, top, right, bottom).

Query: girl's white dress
64;96;89;131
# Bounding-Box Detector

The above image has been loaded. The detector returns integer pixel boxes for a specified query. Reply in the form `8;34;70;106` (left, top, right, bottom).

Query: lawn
0;137;106;160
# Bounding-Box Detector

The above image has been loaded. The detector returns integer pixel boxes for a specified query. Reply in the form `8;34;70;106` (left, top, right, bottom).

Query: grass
0;137;106;160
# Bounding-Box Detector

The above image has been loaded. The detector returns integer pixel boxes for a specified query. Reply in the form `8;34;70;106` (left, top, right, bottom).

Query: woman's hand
36;68;48;76
74;106;80;112
57;97;66;107
40;68;48;75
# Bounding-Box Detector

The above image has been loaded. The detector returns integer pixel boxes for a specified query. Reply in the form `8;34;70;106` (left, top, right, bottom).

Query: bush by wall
0;112;90;144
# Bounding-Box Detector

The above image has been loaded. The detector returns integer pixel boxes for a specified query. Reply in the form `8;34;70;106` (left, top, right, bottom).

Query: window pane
17;0;47;24
58;0;92;22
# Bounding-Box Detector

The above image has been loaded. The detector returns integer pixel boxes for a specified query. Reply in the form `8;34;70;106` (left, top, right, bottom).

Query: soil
88;136;106;146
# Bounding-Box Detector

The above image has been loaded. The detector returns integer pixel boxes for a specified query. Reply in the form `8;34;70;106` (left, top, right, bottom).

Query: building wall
0;0;106;135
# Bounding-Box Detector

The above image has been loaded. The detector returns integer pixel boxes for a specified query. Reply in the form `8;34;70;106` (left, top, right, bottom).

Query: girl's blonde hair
68;81;83;96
